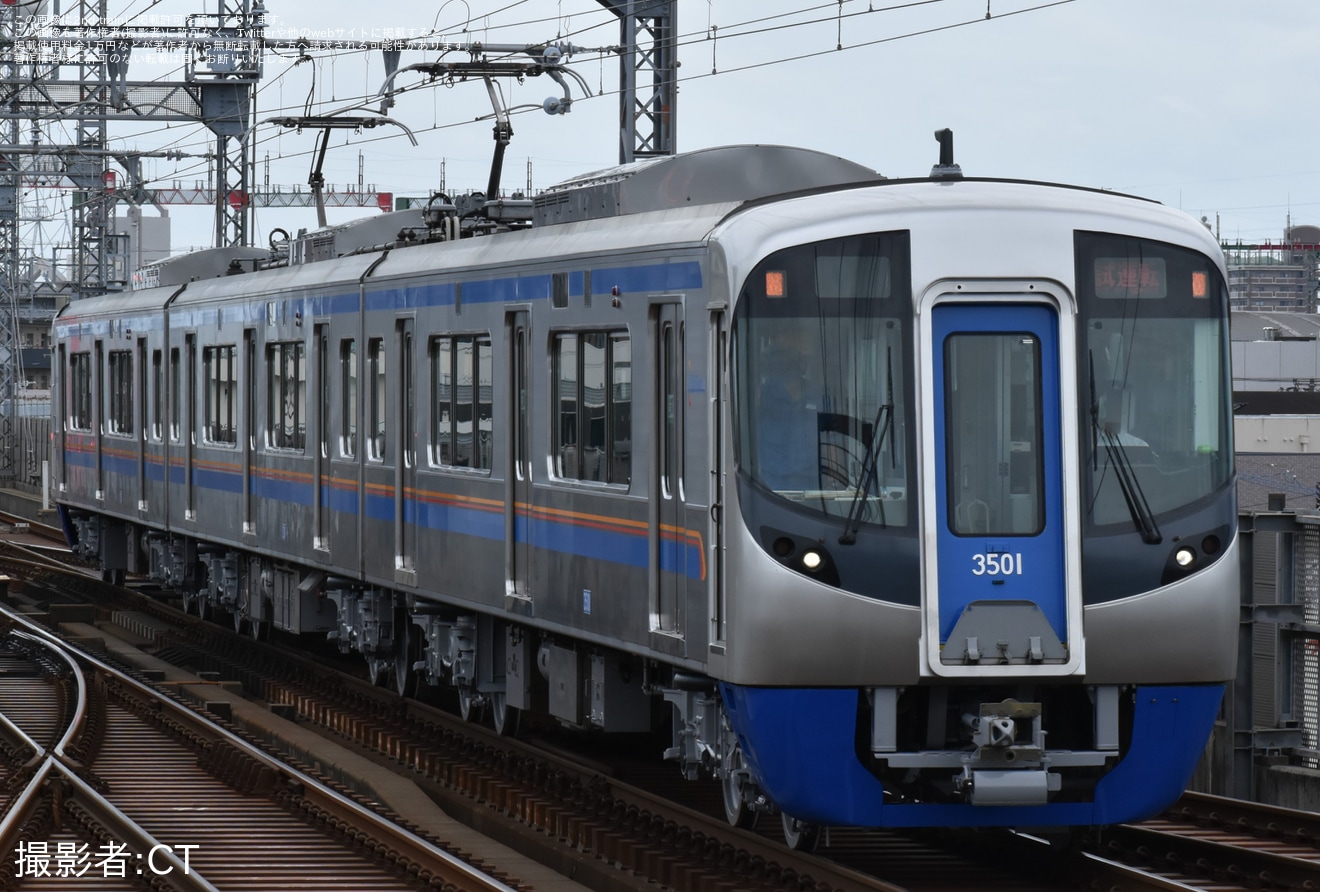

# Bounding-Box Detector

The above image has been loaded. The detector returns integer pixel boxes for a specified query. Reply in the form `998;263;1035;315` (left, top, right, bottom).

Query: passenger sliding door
926;300;1078;676
184;334;196;520
243;329;255;534
652;302;685;636
94;341;104;499
395;318;417;580
136;338;147;511
506;310;532;601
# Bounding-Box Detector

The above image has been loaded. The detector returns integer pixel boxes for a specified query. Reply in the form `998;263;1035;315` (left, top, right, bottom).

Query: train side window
432;338;453;464
107;350;133;436
477;336;493;469
267;341;306;451
318;331;329;458
430;334;493;471
169;347;181;442
202;345;238;446
610;333;631;484
554;334;578;477
455;338;477;467
368;338;386;460
553;330;630;484
69;352;93;432
151;350;163;440
340;339;357;458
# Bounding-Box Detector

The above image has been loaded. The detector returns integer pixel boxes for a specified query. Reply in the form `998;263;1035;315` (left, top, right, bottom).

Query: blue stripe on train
66;449;702;579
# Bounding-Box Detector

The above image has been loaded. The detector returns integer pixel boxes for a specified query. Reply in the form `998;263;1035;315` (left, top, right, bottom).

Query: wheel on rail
781;812;821;853
393;617;418;698
457;684;478;722
489;691;518;736
722;743;759;830
366;655;392;688
101;568;125;586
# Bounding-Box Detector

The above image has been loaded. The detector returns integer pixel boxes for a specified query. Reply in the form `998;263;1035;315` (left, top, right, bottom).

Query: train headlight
1174;547;1196;568
761;528;841;585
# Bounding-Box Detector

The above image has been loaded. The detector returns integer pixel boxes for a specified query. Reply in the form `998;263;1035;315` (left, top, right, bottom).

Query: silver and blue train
52;136;1238;846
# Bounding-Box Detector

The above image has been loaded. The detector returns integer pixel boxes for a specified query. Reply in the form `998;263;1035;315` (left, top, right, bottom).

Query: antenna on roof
930;128;963;181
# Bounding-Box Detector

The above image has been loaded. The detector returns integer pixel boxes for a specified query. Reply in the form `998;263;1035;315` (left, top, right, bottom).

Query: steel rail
1;605;523;892
0;629;215;888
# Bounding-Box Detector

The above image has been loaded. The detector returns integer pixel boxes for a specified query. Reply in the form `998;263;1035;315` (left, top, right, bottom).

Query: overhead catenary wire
21;0;1083;237
153;0;1071;185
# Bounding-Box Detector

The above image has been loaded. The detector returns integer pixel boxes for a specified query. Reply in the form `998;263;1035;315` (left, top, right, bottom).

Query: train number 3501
971;553;1024;576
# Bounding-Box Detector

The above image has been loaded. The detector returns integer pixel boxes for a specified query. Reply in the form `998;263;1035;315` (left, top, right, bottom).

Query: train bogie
53;140;1238;836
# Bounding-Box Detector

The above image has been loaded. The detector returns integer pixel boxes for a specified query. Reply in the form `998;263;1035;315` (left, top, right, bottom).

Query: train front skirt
720;683;1223;828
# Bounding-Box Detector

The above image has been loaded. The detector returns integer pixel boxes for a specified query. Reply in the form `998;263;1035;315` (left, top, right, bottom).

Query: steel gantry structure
0;0;265;479
597;0;677;163
20;2;268;256
0;0;676;480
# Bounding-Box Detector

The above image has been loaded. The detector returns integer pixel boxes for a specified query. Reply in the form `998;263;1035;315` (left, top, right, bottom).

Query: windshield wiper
1089;352;1161;544
839;349;895;545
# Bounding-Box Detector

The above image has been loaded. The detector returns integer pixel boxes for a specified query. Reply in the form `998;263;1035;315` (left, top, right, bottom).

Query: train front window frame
732;231;913;529
1074;231;1232;530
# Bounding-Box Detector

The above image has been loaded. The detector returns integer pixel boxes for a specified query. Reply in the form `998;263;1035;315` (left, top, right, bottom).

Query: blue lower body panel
720;682;1223;828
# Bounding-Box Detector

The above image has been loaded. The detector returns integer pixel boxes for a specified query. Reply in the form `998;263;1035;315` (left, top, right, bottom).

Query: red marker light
765;270;786;298
1191;271;1208;298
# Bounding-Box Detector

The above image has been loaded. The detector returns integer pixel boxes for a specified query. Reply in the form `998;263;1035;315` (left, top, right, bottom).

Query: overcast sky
42;0;1320;254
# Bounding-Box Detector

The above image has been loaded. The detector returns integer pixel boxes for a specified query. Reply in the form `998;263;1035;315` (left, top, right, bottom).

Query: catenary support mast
597;0;677;163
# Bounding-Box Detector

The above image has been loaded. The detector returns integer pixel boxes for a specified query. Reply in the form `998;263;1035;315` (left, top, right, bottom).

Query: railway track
0;612;528;891
2;537;1317;891
1085;790;1320;890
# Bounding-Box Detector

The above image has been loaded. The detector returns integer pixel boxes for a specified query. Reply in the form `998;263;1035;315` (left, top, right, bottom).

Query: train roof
373;201;741;284
712;174;1223;262
63;143;1225;318
531;144;881;225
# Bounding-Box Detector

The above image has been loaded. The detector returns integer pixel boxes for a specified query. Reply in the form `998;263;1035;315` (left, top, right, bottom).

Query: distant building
1225;224;1320;312
1233;309;1320;511
112;206;171;273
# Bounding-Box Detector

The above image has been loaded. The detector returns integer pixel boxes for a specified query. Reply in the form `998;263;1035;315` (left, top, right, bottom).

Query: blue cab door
930;302;1069;670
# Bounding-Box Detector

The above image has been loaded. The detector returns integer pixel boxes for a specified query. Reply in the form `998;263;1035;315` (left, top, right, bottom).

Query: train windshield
1076;232;1232;530
733;232;912;526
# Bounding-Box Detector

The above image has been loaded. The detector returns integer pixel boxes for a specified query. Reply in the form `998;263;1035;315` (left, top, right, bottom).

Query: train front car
710;173;1236;835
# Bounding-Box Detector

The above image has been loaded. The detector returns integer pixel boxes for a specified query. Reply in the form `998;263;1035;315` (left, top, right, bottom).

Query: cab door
927;301;1076;676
